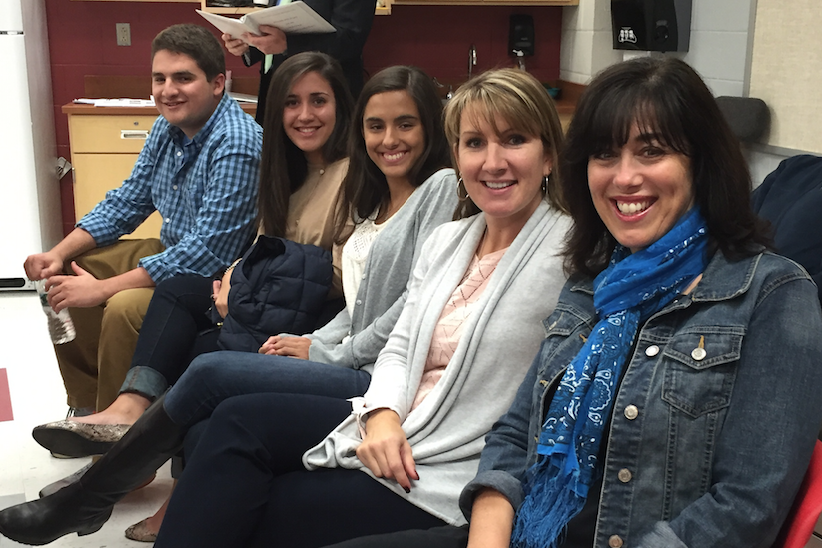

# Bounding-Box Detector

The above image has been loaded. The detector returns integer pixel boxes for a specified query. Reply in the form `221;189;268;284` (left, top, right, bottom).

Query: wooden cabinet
63;106;164;240
62;102;257;241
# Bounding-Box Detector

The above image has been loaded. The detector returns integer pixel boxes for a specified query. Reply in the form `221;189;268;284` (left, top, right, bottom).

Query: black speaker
611;0;692;52
509;14;535;57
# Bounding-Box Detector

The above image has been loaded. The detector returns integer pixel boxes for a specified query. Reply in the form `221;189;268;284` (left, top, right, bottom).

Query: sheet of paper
197;2;334;40
229;92;259;104
197;10;253;38
73;98;155;107
248;2;335;34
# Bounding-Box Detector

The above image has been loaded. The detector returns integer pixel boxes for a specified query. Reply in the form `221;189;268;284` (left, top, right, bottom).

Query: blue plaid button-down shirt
77;94;262;283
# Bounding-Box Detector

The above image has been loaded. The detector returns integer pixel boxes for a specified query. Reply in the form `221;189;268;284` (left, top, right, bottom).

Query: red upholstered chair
776;440;822;548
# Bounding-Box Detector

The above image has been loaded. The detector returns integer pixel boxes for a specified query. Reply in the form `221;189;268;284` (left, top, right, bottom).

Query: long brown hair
333;65;451;245
257;52;353;237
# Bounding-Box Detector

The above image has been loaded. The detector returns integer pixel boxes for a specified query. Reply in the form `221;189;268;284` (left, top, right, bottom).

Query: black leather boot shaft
0;394;183;545
79;393;183;502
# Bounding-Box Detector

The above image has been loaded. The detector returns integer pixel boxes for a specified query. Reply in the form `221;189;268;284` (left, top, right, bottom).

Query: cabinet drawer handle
121;130;149;140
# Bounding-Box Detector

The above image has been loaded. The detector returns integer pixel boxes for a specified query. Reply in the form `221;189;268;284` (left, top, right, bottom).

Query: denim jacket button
618;468;633;482
645;345;660;357
624;405;639;420
608;534;624;547
691;347;707;361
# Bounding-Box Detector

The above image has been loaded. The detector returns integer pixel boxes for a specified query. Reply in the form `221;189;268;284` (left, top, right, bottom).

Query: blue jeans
163;350;372;430
119;274;217;401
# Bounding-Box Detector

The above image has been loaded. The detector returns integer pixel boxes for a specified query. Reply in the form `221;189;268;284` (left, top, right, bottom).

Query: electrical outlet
116;23;131;47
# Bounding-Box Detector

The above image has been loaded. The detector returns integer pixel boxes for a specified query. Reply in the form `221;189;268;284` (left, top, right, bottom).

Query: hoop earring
541;174;549;195
457;178;470;202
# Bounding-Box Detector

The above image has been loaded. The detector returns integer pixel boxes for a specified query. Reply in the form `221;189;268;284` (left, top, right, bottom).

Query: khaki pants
53;239;164;411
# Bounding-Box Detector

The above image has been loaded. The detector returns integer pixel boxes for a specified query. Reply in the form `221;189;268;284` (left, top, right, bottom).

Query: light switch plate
116;23;131;47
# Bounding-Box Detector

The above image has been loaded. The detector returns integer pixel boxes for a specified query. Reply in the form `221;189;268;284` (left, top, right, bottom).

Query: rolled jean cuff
119;366;169;401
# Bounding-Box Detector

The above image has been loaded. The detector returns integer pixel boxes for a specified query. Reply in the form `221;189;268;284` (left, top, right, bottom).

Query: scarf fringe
511;464;586;548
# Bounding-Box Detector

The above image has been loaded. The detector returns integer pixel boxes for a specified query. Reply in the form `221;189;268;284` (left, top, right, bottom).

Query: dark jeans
163;350;372;430
155;394;447;548
121;274;345;401
120;274;217;399
323;526;469;548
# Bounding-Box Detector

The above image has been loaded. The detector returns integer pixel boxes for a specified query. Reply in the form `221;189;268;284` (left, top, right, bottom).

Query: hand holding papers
197;1;335;41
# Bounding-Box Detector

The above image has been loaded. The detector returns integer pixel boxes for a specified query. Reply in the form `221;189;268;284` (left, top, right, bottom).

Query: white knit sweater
303;201;571;526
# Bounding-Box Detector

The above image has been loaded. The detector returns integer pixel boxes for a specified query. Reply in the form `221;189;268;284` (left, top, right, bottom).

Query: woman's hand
466;489;515;548
242;25;287;56
221;33;249;57
356;409;418;493
258;336;311;360
213;268;233;319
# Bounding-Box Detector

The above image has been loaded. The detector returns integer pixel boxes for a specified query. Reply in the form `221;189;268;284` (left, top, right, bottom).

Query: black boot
0;394;183;545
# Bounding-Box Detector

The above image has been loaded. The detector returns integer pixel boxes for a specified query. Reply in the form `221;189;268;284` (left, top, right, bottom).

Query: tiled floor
0;291;172;547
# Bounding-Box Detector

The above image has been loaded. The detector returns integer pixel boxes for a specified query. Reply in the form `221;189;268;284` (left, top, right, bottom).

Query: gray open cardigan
301;168;458;372
304;200;571;525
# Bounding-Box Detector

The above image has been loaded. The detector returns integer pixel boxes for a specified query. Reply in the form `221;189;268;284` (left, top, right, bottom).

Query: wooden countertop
553;80;584;116
62;101;257;116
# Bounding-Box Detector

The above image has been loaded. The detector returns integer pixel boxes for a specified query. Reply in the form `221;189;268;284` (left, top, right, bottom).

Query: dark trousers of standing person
118;274;219;402
153;393;448;548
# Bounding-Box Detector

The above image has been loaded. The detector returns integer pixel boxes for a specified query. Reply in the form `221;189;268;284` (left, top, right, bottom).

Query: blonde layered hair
443;68;566;220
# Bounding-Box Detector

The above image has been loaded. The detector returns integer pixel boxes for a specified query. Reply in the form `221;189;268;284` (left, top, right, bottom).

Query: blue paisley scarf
510;207;708;548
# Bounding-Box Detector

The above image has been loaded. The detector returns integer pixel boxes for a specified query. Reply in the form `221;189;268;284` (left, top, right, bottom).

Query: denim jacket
461;251;822;548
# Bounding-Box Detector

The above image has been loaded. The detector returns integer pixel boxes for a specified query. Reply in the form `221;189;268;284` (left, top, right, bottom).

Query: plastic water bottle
35;280;76;344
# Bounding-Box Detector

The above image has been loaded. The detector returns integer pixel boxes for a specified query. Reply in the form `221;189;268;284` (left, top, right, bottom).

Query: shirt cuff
459;470;524;521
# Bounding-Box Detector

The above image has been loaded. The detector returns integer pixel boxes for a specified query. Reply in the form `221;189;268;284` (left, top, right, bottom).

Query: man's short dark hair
151;24;225;81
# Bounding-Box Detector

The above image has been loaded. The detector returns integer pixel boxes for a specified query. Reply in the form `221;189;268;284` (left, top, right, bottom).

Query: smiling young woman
282;71;337;165
362;90;426;193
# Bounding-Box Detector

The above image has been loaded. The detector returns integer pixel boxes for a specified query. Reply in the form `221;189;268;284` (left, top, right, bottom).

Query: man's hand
24;251;64;281
47;262;113;311
258;335;311;360
221;33;250;57
242;25;287;55
356;409;418;493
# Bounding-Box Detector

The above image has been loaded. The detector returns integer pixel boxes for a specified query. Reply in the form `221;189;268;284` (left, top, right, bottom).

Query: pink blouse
410;247;507;411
